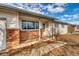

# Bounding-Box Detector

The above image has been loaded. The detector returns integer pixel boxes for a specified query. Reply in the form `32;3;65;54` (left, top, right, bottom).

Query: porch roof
0;4;56;21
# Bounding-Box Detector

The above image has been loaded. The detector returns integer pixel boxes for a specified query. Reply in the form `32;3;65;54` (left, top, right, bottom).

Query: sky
6;3;79;25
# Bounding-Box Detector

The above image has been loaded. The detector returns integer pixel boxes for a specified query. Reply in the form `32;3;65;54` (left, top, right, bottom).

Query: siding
75;26;79;32
0;11;19;29
53;23;68;35
59;24;68;34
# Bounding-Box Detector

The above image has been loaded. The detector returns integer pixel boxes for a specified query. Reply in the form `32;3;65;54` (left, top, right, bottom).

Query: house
53;20;79;35
0;4;55;51
75;25;79;32
68;24;76;33
0;4;79;52
52;20;69;35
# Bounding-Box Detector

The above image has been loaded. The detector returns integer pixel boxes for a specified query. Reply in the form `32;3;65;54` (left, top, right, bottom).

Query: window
21;20;39;30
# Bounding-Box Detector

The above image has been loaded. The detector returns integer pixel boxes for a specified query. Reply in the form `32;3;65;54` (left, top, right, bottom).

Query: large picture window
21;20;39;30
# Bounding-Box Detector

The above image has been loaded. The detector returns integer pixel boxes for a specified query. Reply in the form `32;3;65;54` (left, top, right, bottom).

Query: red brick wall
6;29;20;49
20;29;39;43
6;29;44;49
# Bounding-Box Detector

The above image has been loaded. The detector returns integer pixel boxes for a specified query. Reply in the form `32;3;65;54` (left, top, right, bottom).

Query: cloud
64;14;79;19
4;3;68;15
47;6;65;13
61;18;67;21
59;14;79;25
64;15;72;18
54;3;66;7
46;3;66;13
4;3;43;14
73;14;79;18
23;3;47;14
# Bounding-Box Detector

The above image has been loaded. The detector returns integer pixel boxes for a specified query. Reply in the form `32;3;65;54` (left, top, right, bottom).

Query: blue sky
6;3;79;25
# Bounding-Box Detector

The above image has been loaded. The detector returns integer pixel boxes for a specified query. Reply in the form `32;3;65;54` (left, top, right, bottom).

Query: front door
0;20;6;51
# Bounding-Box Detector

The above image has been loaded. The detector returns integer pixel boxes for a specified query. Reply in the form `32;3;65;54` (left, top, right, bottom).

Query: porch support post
52;23;56;40
39;21;42;40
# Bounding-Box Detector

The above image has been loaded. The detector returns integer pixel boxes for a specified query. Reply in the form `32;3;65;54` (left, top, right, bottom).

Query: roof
54;20;79;26
54;20;70;25
0;4;56;20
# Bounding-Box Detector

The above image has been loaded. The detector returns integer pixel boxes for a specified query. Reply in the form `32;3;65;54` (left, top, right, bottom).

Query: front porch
0;36;67;56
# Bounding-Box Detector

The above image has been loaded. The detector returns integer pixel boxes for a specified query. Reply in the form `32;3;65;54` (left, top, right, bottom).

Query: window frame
20;20;39;30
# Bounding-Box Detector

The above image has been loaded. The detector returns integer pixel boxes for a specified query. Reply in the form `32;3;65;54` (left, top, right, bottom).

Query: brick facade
20;29;44;43
7;29;20;49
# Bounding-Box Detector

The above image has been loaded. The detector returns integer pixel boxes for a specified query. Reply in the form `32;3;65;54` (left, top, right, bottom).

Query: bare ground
52;34;79;56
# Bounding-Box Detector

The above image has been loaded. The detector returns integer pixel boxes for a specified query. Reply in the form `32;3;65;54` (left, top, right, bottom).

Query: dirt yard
57;34;79;45
54;34;79;56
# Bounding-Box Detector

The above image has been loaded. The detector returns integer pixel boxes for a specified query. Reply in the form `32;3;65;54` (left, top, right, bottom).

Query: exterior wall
20;29;39;43
75;26;79;32
42;22;53;37
0;9;20;49
52;23;58;35
0;9;19;29
58;24;68;34
68;25;75;33
53;23;68;35
7;29;20;48
19;13;55;44
19;14;52;43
